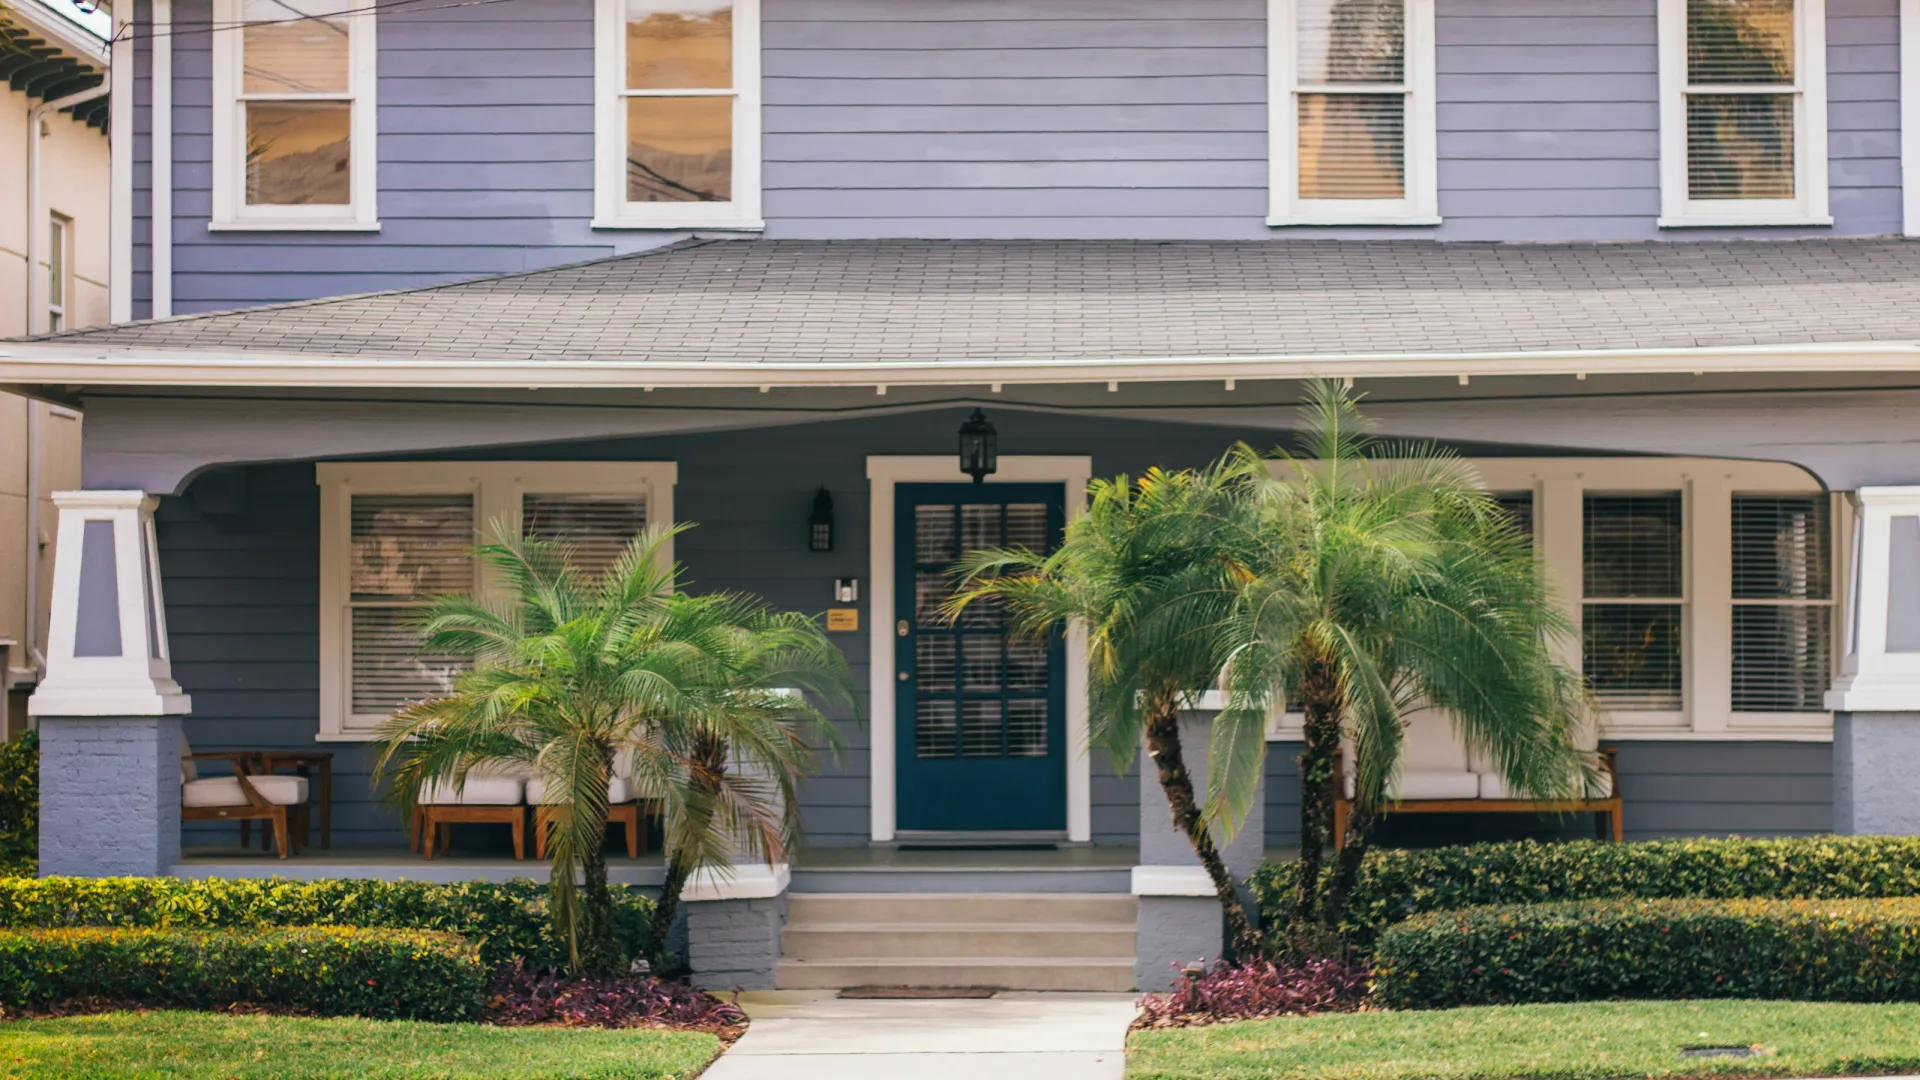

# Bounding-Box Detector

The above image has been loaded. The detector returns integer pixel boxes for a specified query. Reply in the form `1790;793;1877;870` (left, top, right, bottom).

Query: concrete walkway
699;990;1140;1080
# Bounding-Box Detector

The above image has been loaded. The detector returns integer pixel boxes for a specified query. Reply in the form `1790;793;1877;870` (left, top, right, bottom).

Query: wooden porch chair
529;771;655;860
180;745;308;859
411;766;529;860
1331;746;1623;849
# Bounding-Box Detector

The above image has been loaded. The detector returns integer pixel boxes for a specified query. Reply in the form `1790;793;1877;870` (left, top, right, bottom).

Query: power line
108;0;528;45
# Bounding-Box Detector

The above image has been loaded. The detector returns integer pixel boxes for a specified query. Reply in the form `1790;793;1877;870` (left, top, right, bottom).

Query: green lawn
0;1010;722;1079
1128;1000;1920;1080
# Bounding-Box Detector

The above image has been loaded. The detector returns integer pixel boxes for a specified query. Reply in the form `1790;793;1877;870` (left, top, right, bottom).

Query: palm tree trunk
650;850;693;976
1143;687;1263;962
645;731;730;975
575;842;624;977
1320;796;1377;939
1291;657;1341;955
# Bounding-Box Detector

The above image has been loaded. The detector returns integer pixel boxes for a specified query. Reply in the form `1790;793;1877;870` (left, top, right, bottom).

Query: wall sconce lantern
958;408;998;484
808;487;835;552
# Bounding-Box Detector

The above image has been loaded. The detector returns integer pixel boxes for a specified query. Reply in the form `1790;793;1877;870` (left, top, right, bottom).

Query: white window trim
316;461;678;742
1263;457;1838;743
1267;0;1439;227
865;455;1093;844
1902;0;1920;235
1657;0;1830;227
210;0;378;231
592;0;763;231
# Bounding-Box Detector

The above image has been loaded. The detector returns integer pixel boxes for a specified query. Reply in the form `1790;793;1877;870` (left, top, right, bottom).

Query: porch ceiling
8;239;1920;389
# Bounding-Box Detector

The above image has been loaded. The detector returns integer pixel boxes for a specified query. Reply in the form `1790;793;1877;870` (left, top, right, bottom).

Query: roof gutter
0;340;1917;391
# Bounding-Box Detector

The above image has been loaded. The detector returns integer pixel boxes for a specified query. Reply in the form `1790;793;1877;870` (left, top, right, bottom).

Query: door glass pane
962;700;1003;757
962;636;1004;692
1298;93;1406;199
1686;93;1795;200
915;569;952;623
1006;637;1047;691
916;699;956;758
1295;0;1404;83
1007;699;1047;757
916;505;955;563
626;1;732;89
626;96;733;203
245;101;351;206
242;0;349;93
1688;0;1794;84
961;503;1002;553
917;637;956;693
1006;504;1048;551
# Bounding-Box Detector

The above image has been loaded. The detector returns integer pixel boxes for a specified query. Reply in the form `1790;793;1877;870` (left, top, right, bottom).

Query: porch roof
11;238;1920;384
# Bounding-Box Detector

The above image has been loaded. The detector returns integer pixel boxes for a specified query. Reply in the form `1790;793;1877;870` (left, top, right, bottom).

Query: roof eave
2;340;1918;391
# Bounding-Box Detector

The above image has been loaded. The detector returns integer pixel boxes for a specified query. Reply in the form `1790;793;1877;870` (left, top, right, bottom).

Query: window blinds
1730;494;1830;711
1583;493;1685;711
1685;0;1797;200
522;494;649;578
347;494;474;715
1293;0;1408;199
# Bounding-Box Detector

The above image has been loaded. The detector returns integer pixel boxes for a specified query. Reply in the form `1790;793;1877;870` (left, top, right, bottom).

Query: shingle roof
23;238;1920;363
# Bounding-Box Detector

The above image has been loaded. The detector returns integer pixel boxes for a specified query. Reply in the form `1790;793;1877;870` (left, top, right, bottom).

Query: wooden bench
1332;746;1623;849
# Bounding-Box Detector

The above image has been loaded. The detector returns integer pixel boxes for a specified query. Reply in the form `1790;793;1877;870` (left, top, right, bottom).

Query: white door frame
866;455;1093;843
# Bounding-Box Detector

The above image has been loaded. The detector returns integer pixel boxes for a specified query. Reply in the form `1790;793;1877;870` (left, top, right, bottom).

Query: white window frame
1657;0;1830;227
1267;0;1439;227
593;0;763;231
210;0;379;232
316;461;678;741
1265;457;1839;743
45;212;70;332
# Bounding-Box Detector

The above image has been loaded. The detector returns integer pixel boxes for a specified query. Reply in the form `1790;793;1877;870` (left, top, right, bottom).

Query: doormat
897;844;1057;852
839;987;999;999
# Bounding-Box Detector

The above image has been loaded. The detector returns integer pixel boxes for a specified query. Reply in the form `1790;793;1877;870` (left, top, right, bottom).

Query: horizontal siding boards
130;0;1903;308
156;410;1834;852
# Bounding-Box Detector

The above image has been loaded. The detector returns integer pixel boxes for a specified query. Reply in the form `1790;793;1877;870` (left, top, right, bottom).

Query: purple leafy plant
1136;956;1370;1028
483;962;747;1029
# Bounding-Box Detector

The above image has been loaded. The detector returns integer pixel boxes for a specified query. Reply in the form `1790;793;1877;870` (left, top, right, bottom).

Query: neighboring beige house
1;0;107;735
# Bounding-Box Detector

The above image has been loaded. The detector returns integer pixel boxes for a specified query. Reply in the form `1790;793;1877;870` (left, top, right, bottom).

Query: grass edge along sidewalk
0;1010;722;1080
1127;1000;1920;1080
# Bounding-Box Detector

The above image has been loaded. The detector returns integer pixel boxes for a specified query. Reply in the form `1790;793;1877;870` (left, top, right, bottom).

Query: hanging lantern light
958;409;998;485
807;487;835;552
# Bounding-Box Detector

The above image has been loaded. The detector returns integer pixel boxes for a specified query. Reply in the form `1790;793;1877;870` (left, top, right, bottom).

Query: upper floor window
1267;0;1438;226
210;0;378;231
1657;0;1829;226
46;213;70;332
594;0;763;230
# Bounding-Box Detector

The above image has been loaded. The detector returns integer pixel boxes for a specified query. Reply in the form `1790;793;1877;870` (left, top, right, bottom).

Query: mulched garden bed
1133;957;1371;1031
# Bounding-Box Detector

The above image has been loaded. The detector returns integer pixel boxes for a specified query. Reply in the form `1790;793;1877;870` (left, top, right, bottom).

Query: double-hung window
594;0;762;229
317;463;677;740
1267;0;1438;226
45;213;69;332
1658;0;1828;226
211;0;377;230
1731;494;1833;712
1583;493;1687;718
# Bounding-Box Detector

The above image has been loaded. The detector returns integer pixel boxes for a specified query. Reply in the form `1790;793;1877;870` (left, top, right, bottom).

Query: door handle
898;671;910;682
896;620;910;638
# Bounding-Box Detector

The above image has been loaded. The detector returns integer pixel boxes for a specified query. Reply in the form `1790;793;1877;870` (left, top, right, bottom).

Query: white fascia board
2;340;1920;391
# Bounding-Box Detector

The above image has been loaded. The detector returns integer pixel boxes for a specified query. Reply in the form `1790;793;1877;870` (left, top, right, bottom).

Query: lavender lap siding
131;0;1902;316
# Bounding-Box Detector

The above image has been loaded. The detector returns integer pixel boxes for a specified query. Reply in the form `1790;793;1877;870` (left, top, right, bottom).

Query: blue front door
895;484;1067;833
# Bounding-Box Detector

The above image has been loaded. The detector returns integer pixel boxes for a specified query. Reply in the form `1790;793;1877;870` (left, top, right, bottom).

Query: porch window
1583;493;1686;715
1657;0;1829;226
317;463;677;740
209;0;378;230
593;0;763;230
1267;0;1438;226
1731;494;1832;711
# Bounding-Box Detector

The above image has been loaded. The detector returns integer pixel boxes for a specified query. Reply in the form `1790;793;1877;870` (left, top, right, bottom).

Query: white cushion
183;775;309;808
527;775;631;806
418;776;525;805
1479;771;1615;800
1343;770;1482;801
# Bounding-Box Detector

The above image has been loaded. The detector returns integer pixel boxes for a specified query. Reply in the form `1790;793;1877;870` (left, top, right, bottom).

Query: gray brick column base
39;716;182;877
685;894;786;991
1136;895;1225;992
1835;712;1920;834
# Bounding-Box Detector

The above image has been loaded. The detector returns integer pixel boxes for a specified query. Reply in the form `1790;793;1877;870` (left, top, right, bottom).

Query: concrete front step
785;892;1137;926
775;956;1137;992
782;922;1136;961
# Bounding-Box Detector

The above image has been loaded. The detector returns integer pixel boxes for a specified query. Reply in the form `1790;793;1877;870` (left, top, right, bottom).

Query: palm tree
375;524;853;977
1216;381;1594;948
950;465;1270;960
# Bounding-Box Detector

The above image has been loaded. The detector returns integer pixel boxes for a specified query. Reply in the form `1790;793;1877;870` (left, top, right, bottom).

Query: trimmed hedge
0;734;36;876
0;926;485;1020
0;877;653;970
1250;836;1920;949
1372;897;1920;1010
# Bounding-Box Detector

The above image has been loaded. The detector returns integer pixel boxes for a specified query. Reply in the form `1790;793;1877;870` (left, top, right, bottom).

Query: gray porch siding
132;0;1901;317
155;409;1835;849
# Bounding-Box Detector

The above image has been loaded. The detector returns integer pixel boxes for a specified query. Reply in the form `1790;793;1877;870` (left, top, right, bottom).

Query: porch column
28;492;191;877
1131;699;1264;991
1828;487;1920;835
